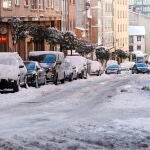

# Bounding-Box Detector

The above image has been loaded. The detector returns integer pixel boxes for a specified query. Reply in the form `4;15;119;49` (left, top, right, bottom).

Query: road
0;73;150;150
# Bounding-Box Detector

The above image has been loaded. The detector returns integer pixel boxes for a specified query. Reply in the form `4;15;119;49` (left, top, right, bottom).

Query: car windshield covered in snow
0;57;17;66
29;54;56;63
24;62;36;70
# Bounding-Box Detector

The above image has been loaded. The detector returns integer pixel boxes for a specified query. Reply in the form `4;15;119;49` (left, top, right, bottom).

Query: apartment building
0;0;61;59
129;26;146;53
113;0;129;55
129;0;150;16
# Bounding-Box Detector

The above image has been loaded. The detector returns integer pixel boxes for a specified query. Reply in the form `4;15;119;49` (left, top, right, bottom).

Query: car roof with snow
29;51;64;56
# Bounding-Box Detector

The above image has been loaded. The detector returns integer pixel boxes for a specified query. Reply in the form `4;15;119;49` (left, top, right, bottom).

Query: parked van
28;51;65;84
0;52;27;92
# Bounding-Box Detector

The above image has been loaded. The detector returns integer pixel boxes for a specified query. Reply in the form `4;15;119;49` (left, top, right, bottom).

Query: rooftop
129;26;145;35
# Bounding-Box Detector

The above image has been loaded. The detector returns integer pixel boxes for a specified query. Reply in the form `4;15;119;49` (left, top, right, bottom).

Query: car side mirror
19;65;24;68
37;67;40;71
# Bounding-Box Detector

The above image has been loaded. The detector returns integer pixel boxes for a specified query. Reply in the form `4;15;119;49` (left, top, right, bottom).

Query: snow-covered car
66;56;88;79
105;64;121;74
106;60;118;67
29;51;65;85
24;61;47;88
88;60;103;76
61;58;77;81
120;61;135;71
131;63;149;74
0;52;27;92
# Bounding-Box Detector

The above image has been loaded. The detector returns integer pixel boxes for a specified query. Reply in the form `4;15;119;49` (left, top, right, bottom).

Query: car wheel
69;74;73;82
23;76;28;89
54;74;58;85
43;76;47;85
61;73;65;84
97;70;100;76
13;78;20;92
34;76;39;88
84;71;87;79
60;78;65;84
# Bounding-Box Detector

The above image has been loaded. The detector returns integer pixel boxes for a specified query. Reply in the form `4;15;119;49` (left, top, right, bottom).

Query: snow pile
0;73;150;149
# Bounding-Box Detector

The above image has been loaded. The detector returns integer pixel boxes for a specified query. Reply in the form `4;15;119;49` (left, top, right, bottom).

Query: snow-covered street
0;72;150;150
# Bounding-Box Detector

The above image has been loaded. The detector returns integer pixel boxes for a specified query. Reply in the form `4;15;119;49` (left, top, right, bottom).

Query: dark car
132;63;149;74
24;61;46;88
105;65;121;74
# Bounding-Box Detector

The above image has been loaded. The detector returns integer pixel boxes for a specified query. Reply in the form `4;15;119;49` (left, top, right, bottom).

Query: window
46;0;50;7
137;45;141;50
39;0;45;9
137;36;141;41
129;45;133;52
3;0;12;8
15;0;20;5
31;0;38;9
129;36;133;43
25;0;29;5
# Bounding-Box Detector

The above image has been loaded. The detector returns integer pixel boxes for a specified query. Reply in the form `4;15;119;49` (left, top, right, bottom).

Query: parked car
120;61;135;71
105;64;121;74
66;56;88;79
88;60;103;76
0;52;27;92
147;63;150;73
24;61;46;88
61;59;77;81
28;51;65;85
131;63;149;74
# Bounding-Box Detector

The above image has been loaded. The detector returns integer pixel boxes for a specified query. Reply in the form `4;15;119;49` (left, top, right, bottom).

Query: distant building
129;0;150;16
0;0;62;60
129;26;146;53
129;12;150;55
113;0;129;56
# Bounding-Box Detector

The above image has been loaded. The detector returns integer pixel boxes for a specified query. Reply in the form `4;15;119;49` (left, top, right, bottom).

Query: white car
88;60;103;76
61;58;77;81
0;52;27;92
66;56;88;79
29;51;65;85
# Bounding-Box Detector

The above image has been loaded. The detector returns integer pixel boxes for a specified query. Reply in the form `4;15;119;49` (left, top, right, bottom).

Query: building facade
113;0;129;55
0;0;62;60
129;12;150;55
129;26;146;53
129;0;150;16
